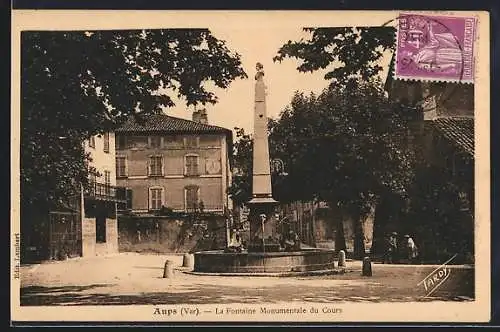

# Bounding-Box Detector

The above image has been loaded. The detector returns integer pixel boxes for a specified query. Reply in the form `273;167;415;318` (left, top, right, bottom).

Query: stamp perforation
393;12;478;84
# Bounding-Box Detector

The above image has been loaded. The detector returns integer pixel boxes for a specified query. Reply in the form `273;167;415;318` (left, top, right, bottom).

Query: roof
115;113;232;135
431;117;474;157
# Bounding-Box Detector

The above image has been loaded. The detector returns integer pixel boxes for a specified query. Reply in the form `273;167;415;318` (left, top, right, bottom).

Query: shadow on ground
20;281;474;306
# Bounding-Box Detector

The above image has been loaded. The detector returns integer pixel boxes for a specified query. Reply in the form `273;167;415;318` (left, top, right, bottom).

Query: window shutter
147;157;151;176
148;188;151;210
125;156;128;177
161;188;164;208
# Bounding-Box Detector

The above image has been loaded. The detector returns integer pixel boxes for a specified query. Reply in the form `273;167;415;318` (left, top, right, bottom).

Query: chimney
192;109;208;124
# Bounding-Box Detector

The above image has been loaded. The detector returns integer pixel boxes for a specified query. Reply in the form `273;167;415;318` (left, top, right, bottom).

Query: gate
49;211;82;260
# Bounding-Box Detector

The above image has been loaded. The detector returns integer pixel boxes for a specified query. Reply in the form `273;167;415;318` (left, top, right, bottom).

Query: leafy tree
274;27;395;83
228;127;254;206
21;29;247;214
230;78;415;258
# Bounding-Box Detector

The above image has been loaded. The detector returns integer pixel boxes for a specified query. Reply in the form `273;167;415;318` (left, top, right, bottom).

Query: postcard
11;10;490;324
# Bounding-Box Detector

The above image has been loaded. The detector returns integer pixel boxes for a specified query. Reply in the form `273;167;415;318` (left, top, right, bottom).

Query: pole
261;213;266;272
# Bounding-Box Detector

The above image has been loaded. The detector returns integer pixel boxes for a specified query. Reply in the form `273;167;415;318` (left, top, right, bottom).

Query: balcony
84;182;127;203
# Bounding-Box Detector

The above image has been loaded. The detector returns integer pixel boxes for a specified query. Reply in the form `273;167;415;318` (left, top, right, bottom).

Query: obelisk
247;62;278;252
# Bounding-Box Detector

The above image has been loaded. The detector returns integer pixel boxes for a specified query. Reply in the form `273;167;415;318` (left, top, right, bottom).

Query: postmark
395;13;477;83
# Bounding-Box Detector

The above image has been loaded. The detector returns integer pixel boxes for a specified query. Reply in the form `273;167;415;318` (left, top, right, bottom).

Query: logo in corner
417;254;457;297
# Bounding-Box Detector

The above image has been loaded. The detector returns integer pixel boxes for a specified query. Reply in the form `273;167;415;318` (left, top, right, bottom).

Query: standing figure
384;232;398;264
404;234;419;263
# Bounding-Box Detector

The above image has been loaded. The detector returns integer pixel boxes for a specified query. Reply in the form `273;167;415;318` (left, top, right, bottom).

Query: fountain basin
193;249;336;274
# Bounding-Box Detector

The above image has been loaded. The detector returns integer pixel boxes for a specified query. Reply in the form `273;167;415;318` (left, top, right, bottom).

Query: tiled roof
431;117;474;156
115;113;231;135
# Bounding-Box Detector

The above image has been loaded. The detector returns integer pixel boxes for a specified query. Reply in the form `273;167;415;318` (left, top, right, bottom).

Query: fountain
192;63;336;275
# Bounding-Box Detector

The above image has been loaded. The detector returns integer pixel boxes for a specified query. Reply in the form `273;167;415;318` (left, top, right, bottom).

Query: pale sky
164;27;393;135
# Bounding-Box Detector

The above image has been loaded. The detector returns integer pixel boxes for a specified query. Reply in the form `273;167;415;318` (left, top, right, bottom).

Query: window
149;136;161;149
148;155;163;176
184;136;199;148
104;170;111;195
184;154;199;176
116;156;127;178
185;186;200;211
103;132;110;153
89;136;95;148
117;135;127;150
149;187;164;210
104;170;111;184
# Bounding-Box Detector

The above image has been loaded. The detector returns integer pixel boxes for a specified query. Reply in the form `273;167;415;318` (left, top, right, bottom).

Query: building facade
21;131;125;262
115;112;233;216
383;57;475;263
81;132;125;257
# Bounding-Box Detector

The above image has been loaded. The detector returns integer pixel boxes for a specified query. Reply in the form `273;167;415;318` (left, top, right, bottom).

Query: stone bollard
362;256;372;277
163;260;174;278
338;250;346;268
182;253;194;269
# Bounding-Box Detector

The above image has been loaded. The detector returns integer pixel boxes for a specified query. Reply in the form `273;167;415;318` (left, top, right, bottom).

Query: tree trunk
371;203;383;257
353;213;366;259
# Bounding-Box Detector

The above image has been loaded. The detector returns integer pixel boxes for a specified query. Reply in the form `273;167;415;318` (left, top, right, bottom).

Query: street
19;253;474;306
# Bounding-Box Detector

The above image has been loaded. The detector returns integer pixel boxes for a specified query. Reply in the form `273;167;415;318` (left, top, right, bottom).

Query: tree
228;127;253;206
21;29;247;214
274;27;395;83
230;78;415;258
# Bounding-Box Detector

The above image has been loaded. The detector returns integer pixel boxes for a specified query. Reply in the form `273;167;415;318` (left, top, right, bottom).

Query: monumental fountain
192;63;336;275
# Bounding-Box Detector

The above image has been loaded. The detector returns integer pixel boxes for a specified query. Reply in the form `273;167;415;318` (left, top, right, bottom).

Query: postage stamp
395;13;477;83
10;10;490;326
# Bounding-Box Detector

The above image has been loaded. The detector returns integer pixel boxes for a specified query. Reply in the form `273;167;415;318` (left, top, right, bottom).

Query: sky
165;27;392;135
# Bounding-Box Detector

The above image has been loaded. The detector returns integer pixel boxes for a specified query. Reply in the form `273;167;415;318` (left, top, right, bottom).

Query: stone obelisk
247;62;278;252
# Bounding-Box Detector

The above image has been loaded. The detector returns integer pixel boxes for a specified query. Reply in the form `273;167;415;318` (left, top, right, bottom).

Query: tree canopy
21;29;247;212
274;27;395;82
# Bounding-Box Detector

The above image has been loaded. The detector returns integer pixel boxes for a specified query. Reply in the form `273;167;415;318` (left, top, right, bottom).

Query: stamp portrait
395;13;477;83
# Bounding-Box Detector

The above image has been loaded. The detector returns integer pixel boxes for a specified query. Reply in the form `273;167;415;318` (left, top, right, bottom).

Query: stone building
113;111;233;253
81;132;125;257
114;111;233;214
382;57;475;263
21;131;126;261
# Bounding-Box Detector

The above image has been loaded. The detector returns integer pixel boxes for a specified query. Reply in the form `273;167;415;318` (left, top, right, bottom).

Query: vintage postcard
11;10;491;324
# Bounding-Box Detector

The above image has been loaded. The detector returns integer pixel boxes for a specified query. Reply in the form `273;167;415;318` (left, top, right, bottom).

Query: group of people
384;232;419;264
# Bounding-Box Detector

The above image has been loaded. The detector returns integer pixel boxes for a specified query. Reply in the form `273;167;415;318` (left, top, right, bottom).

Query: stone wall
81;217;96;257
82;217;119;257
118;215;228;254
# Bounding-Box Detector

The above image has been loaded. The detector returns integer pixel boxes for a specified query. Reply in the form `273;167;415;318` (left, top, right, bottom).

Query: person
284;230;300;252
384;232;398;264
404;234;419;263
227;229;243;253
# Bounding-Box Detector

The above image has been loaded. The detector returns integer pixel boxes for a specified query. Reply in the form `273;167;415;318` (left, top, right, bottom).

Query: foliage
21;29;247;213
274;27;396;83
273;79;415;214
230;78;415;214
407;164;474;263
229;78;414;258
228;127;253;206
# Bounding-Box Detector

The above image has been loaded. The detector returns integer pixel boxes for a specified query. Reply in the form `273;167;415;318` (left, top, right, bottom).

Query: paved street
19;253;474;306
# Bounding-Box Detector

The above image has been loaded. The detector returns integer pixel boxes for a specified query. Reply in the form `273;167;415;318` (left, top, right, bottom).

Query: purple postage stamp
395;13;477;83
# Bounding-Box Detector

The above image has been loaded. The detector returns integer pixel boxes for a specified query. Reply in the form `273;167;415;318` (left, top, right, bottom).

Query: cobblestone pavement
19;253;475;306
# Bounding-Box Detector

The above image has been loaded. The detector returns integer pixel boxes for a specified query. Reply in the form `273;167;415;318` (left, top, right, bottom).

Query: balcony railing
84;182;127;203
